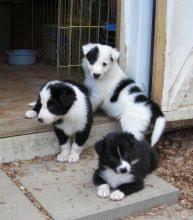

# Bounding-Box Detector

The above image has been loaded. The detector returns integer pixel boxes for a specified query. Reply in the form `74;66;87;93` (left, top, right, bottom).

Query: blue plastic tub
6;49;37;65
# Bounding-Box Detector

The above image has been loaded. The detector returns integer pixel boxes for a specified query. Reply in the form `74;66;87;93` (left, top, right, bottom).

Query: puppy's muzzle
93;73;101;79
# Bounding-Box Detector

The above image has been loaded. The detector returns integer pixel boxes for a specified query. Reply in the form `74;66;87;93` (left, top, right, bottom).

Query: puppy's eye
103;62;107;67
124;152;130;159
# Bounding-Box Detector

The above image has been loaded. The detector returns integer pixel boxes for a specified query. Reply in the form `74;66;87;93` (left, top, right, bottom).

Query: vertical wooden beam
151;0;167;105
116;0;121;49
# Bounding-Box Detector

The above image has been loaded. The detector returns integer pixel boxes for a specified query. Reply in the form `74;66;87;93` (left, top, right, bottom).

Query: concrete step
0;115;120;163
7;148;179;220
0;170;44;220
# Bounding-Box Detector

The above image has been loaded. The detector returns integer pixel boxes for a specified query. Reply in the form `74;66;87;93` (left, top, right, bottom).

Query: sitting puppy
82;43;165;146
25;80;92;163
93;132;159;201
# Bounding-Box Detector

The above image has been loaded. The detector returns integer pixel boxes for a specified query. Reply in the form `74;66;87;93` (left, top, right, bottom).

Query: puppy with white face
93;132;159;201
82;43;165;147
25;80;92;163
82;43;120;79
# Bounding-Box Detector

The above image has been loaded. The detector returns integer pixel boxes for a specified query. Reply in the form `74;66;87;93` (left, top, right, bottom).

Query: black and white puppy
93;132;159;201
25;80;92;163
82;43;166;147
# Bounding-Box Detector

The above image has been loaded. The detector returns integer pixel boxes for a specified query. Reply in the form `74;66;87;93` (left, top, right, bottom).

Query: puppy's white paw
110;190;125;201
56;152;69;162
97;184;110;198
25;110;37;118
68;153;80;163
28;101;36;107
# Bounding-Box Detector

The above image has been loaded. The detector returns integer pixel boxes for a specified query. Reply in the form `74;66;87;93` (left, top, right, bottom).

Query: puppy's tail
151;103;166;147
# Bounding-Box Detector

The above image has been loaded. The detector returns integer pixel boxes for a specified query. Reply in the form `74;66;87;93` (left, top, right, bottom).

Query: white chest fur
100;168;134;188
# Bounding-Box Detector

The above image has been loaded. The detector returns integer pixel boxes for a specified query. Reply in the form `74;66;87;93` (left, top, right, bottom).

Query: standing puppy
25;80;92;163
82;43;165;146
93;132;159;201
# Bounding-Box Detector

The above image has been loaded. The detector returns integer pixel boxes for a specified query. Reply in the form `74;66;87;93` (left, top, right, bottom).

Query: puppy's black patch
135;95;147;103
48;83;76;115
149;101;164;122
86;46;99;65
110;79;134;102
129;86;141;94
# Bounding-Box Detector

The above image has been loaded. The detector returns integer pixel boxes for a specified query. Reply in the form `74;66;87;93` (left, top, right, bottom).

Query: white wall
159;0;193;121
119;0;153;95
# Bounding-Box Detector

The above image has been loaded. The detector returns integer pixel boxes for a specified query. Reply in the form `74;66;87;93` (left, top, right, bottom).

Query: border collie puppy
25;80;92;163
82;43;165;146
93;132;159;201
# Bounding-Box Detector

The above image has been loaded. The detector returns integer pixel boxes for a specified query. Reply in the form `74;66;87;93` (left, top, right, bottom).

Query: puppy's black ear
59;86;76;109
94;139;105;156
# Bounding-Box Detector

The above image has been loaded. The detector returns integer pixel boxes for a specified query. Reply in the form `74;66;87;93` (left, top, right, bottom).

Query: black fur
150;101;164;122
75;94;92;147
134;94;164;122
86;46;99;65
32;95;42;113
48;83;77;115
54;127;68;145
129;86;141;94
93;132;159;197
135;95;147;103
110;79;134;102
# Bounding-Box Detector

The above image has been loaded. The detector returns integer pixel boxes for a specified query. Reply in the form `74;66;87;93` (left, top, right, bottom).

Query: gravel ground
156;128;193;209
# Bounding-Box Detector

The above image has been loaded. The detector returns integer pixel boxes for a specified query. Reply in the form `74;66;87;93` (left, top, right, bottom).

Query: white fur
56;141;71;162
69;143;84;163
100;168;134;188
97;184;110;198
151;116;166;147
117;160;131;174
25;110;37;118
82;43;165;143
110;190;125;201
28;101;36;107
38;81;61;124
82;43;96;55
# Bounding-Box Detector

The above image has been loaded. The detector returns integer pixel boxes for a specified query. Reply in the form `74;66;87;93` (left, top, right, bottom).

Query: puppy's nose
93;73;100;79
38;118;44;123
120;168;127;173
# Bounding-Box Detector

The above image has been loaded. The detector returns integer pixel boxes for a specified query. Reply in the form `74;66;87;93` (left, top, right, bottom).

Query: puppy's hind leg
25;95;42;119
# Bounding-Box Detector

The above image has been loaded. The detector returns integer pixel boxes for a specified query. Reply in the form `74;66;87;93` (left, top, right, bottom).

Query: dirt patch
155;128;193;209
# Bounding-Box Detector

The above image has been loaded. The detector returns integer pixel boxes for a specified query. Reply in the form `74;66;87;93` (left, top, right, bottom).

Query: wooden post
151;0;167;105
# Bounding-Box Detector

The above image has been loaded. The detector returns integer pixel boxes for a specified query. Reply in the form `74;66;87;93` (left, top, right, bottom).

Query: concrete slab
0;120;120;163
14;149;179;220
0;170;43;220
124;204;193;220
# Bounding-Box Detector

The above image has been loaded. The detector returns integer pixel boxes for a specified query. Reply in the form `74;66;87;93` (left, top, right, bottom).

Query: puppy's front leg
54;127;70;162
68;129;89;163
110;179;144;201
93;169;110;198
25;95;42;119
